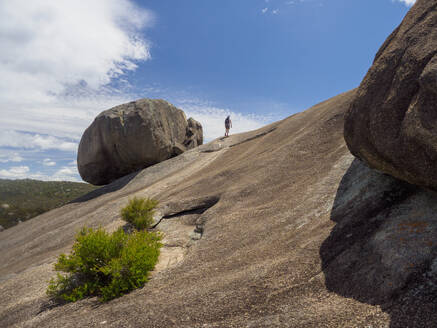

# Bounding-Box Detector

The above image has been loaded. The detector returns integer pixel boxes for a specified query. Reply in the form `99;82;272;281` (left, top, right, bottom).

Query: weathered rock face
344;0;437;189
185;117;203;148
77;99;203;185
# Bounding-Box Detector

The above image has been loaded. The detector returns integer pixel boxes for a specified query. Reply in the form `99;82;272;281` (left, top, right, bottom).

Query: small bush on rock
121;197;158;230
47;227;162;302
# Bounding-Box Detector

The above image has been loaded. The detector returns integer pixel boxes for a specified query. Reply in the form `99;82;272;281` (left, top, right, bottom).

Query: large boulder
344;0;437;189
78;99;203;185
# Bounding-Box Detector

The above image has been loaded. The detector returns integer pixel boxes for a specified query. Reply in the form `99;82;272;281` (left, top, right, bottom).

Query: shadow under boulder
321;158;437;327
70;170;140;203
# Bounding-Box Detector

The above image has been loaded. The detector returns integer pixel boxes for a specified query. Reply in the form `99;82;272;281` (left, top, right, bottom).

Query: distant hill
0;179;98;229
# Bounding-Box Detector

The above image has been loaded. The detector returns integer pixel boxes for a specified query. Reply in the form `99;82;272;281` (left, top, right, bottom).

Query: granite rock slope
4;89;437;327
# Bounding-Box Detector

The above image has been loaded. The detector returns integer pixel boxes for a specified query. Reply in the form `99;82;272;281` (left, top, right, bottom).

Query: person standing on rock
225;115;232;137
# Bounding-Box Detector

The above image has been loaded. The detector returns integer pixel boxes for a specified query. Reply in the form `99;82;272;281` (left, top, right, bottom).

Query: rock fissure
151;197;219;243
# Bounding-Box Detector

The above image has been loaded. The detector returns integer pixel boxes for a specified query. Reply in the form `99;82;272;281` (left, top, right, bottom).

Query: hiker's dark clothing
225;117;231;129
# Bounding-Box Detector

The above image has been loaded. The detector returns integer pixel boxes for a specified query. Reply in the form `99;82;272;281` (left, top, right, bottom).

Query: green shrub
47;227;162;302
120;197;158;230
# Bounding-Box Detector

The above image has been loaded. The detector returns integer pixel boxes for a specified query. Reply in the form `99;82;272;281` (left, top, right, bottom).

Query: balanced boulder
77;99;203;185
344;0;437;189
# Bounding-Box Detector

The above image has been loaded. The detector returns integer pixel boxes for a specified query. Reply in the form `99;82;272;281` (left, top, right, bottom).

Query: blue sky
0;0;413;182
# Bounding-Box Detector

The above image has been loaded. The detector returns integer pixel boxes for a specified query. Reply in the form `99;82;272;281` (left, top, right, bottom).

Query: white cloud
0;130;78;152
54;167;75;176
0;165;79;181
176;100;274;142
394;0;415;6
262;7;268;14
43;158;56;166
0;152;23;163
0;0;153;140
285;0;315;5
272;9;280;14
0;166;30;179
0;0;152;91
51;166;80;181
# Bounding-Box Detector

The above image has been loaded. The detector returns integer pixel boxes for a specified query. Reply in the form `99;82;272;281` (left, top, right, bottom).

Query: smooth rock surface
77;99;203;185
344;0;437;189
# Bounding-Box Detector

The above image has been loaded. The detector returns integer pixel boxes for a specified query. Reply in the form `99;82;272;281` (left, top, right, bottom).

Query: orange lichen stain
397;221;428;234
403;263;416;270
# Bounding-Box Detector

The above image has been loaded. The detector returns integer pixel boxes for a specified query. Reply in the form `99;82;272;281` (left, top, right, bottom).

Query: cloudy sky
0;0;413;182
